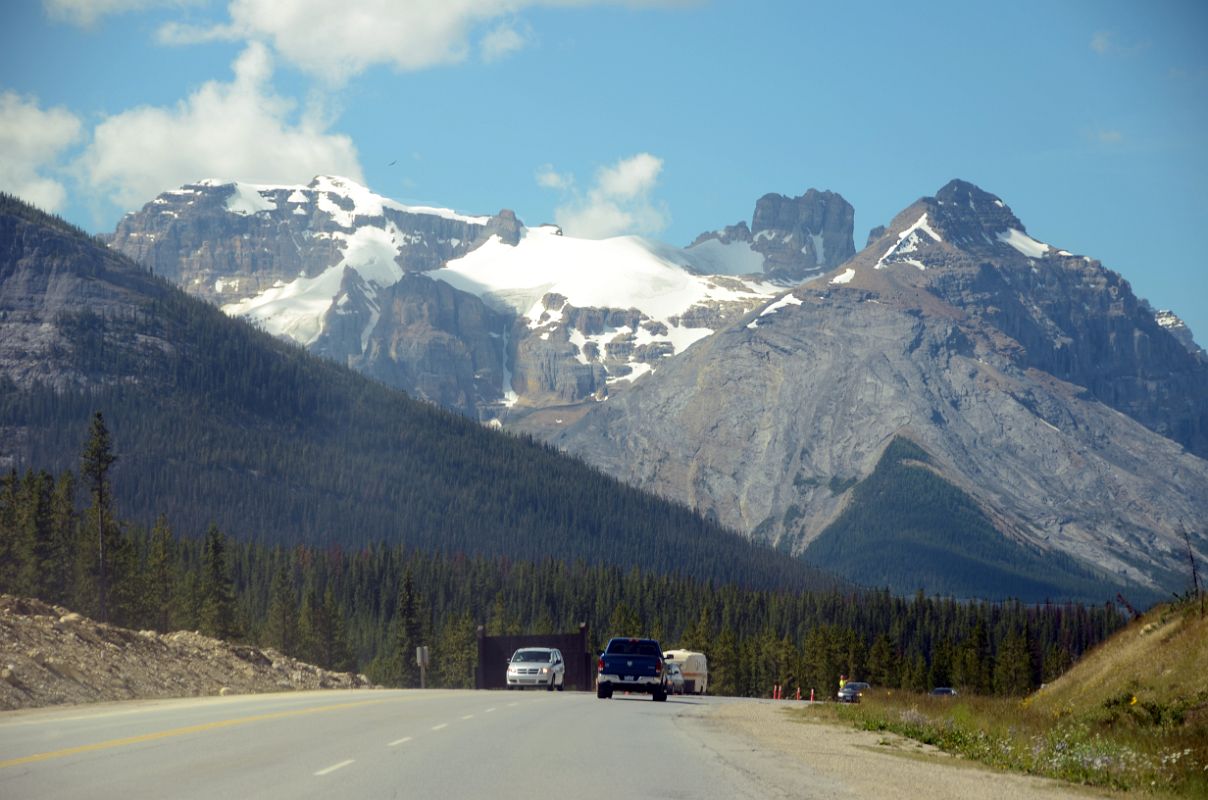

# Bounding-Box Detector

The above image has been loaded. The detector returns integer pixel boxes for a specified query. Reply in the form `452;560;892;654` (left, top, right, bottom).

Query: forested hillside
0;461;1124;697
0;193;828;592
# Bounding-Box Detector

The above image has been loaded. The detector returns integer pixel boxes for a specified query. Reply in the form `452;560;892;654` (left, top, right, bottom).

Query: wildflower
1129;695;1137;705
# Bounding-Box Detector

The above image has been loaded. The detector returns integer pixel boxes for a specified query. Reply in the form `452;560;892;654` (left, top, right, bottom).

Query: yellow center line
0;697;392;770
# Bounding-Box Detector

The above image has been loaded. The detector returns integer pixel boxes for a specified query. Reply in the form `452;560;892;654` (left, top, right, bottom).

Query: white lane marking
484;707;497;713
461;714;474;720
314;759;354;776
507;702;519;707
388;736;413;747
431;723;448;731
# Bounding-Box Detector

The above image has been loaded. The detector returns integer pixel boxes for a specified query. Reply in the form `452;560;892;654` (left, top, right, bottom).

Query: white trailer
663;649;708;694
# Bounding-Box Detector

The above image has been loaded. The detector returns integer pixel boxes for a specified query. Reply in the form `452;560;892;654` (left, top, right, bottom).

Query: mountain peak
689;188;855;281
929;178;1025;236
856;180;1057;274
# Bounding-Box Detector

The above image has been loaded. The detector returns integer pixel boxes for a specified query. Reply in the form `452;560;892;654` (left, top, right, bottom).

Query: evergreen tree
145;516;177;632
993;627;1033;696
710;626;739;696
1042;641;1073;683
298;585;322;666
0;471;19;593
866;633;899;688
802;626;842;696
386;568;422;686
927;637;954;689
681;605;713;652
900;649;928;692
198;524;240;640
953;620;992;693
607;602;642;638
46;471;77;605
314;586;354;672
435;612;477;688
80;412;117;622
13;471;53;598
263;560;300;655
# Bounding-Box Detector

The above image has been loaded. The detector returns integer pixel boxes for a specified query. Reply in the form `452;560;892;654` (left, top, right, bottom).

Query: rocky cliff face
107;176;519;307
0;195;174;395
108;178;793;421
689;189;855;281
861;179;1208;458
541;180;1208;596
313;272;510;416
1152;307;1205;361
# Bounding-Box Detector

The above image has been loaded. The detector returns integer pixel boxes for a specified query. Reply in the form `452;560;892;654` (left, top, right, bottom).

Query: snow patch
809;232;826;264
875;213;942;269
225;183;277;216
748;292;803;328
830;268;855;285
759;293;803;316
222;225;404;347
680;238;765;276
433;227;779;325
997;228;1051;259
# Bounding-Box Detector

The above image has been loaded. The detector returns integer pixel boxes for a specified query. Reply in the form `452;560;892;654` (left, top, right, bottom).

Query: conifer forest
0;414;1124;699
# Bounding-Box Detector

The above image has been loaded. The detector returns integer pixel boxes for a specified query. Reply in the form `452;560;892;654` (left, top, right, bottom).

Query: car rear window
606;640;659;656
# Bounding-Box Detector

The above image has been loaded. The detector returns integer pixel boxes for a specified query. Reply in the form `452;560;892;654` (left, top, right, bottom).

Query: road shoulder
684;700;1117;800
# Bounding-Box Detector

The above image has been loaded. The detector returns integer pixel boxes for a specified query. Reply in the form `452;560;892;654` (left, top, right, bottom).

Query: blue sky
2;1;1206;340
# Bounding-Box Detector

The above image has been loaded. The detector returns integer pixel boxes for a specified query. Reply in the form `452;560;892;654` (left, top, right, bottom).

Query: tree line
0;413;1124;697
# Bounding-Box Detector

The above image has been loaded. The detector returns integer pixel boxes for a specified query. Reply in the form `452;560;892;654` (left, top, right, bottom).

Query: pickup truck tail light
655;659;663;675
597;657;604;672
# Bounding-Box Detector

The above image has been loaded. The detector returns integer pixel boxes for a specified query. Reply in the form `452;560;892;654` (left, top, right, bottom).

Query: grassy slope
1030;600;1208;729
801;600;1208;796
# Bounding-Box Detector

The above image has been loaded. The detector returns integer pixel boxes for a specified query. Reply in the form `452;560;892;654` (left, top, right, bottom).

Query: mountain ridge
539;179;1208;600
0;192;837;594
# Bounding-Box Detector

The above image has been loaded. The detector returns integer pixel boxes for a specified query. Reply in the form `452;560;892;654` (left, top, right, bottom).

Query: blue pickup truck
596;637;670;701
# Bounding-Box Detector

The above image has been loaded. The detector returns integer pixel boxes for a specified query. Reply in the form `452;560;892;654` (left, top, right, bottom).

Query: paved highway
0;689;781;799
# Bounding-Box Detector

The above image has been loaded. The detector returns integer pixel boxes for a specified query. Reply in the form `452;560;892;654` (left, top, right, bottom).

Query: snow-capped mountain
104;175;1208;600
109;175;846;418
540;180;1208;598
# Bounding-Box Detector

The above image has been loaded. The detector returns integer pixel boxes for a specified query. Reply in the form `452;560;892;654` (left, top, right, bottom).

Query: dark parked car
837;681;870;703
930;687;958;697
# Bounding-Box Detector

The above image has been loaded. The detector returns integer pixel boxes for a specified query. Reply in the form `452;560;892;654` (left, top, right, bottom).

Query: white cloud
77;43;363;210
481;22;530;63
155;1;689;84
535;164;573;190
44;0;194;27
1090;31;1112;55
597;152;662;199
1096;129;1124;144
545;153;668;239
0;92;82;212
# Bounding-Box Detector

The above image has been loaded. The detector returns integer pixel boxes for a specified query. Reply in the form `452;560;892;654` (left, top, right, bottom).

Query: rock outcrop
314;272;510;416
689;189;856;281
0;595;372;710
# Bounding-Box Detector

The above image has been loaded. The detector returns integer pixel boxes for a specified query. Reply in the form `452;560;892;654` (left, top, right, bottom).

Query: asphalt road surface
1;689;1110;799
0;689;785;800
